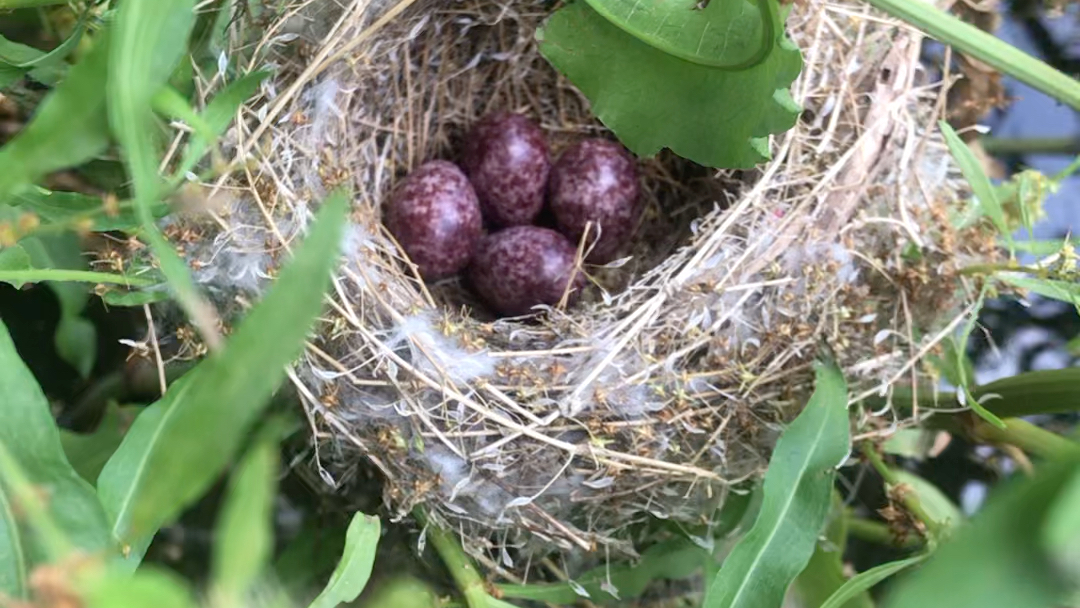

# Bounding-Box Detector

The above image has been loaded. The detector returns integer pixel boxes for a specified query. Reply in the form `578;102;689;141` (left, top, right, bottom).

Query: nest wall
121;0;1003;573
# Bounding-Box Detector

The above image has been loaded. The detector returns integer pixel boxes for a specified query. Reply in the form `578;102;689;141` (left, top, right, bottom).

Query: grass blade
307;512;381;608
0;269;154;287
884;455;1080;608
0;318;111;558
212;428;280;601
0;33;111;201
939;121;1012;251
820;555;927;608
864;0;1080;110
96;190;348;565
703;361;850;608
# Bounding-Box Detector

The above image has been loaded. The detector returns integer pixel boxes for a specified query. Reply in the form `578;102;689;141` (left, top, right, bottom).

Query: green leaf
212;428;280;600
273;518;348;598
997;274;1080;308
307;512;381;608
84;567;200;608
0;0;68;7
0;318;111;560
969;368;1080;417
96;191;348;566
361;576;439;608
60;403;138;484
0;473;27;599
703;361;850;608
939;121;1012;250
820;555;927;608
0;33;111;202
891;470;963;531
1042;467;1080;577
582;0;777;68
0;12;86;85
99;288;171;307
173;70;270;181
10;187;154;232
538;0;801;168
0;268;155;288
884;455;1080;608
107;0;214;344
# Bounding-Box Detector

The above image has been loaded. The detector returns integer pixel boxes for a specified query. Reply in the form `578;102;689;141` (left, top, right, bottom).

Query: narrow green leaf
0;34;111;202
97;191;348;564
885;455;1080;608
0;478;28;599
891;471;963;531
0;0;68;6
796;502;873;608
212;429;280;600
820;555;927;608
84;567;200;608
703;361;850;608
152;86;216;143
11;187;153;232
273;518;348;598
307;512;381;608
99;288;171;307
940;121;1012;250
865;0;1080;111
0;318;111;559
362;576;439;608
173;70;270;181
997;274;1080;308
107;0;212;344
0;269;155;287
0;12;85;85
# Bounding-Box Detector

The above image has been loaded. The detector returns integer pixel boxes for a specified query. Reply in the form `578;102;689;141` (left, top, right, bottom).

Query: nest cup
142;0;1002;576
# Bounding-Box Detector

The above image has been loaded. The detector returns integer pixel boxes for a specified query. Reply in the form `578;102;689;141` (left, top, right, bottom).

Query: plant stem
980;136;1080;156
416;510;491;608
844;515;923;549
965;416;1080;461
862;0;1080;111
861;443;946;541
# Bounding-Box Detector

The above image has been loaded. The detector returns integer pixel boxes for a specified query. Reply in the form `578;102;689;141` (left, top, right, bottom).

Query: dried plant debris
116;0;1004;580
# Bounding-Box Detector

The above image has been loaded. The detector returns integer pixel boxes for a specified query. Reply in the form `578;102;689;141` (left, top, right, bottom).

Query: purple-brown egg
385;160;483;279
461;112;550;227
469;226;586;317
549;138;641;263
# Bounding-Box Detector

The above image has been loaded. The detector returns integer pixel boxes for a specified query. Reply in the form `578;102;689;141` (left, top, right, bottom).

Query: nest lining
118;0;1004;577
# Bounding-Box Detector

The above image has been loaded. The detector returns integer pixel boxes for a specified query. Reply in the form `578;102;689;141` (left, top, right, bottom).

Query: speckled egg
385;160;483;279
549;138;641;263
469;226;586;317
461;112;550;227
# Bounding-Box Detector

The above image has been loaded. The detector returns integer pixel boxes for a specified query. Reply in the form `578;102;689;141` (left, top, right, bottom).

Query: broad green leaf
939;121;1011;250
212;430;280;600
703;361;850;608
1042;467;1080;576
891;471;963;531
0;318;111;560
97;191;348;565
583;0;778;68
173;70;270;181
60;403;138;484
0;442;70;566
0;476;27;598
84;567;199;608
820;555;927;608
538;0;801;168
307;512;381;608
885;455;1080;608
997;274;1080;308
0;33;111;202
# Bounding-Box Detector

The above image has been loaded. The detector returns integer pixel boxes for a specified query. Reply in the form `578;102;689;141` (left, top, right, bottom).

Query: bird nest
132;0;1001;575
